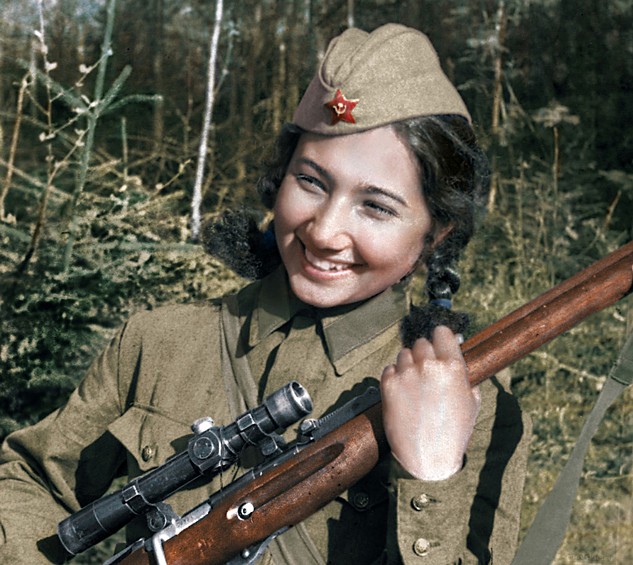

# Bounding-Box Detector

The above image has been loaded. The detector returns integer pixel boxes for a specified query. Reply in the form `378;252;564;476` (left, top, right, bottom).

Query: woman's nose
306;200;351;250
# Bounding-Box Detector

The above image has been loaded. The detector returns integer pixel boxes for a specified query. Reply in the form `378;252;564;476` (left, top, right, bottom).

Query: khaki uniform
0;267;531;565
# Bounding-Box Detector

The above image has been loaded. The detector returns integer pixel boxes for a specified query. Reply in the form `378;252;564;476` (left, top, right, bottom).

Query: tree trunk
190;0;224;242
29;38;38;121
237;2;262;182
272;20;287;133
151;0;165;157
491;0;507;133
0;76;27;220
285;0;301;117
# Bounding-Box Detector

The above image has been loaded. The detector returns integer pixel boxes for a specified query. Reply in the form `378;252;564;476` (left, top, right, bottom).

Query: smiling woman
274;128;431;308
0;23;530;565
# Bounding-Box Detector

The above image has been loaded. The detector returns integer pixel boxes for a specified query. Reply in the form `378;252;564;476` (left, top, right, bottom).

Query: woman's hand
381;325;481;481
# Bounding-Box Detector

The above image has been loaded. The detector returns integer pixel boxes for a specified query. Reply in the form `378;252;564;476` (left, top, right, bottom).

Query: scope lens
289;381;313;414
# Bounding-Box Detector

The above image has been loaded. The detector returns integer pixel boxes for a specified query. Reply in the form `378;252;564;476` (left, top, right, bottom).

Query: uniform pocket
108;406;192;473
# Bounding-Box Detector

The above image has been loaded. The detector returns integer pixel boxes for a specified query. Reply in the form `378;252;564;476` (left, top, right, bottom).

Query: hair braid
425;244;462;302
399;240;470;348
395;115;490;346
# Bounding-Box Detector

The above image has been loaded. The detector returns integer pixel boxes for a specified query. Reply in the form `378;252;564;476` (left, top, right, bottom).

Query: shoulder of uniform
123;299;223;339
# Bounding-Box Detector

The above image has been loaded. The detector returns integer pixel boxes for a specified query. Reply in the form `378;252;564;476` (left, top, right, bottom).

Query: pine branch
17;59;87;113
97;65;132;115
102;94;163;117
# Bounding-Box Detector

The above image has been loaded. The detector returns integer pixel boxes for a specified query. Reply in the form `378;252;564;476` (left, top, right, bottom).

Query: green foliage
0;188;245;439
1;0;632;563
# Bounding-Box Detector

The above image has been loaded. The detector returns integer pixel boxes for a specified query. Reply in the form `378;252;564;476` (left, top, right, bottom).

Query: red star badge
324;89;359;125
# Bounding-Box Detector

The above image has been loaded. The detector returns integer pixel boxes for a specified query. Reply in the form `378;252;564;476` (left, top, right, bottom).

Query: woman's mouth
304;248;353;271
299;244;359;279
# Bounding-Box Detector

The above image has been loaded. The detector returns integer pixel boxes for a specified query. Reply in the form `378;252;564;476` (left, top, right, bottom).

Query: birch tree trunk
0;76;27;220
151;0;165;157
488;0;507;212
190;0;224;242
272;9;288;133
491;0;507;133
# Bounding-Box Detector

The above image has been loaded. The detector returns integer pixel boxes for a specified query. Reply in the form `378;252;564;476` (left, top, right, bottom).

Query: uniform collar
252;265;305;340
249;266;408;369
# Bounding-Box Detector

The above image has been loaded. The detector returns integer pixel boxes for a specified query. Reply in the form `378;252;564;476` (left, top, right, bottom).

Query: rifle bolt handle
192;417;215;434
299;419;317;434
238;502;255;520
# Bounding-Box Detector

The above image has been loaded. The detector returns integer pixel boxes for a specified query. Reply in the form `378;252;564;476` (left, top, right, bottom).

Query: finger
381;364;412;410
380;363;397;381
430;325;464;360
410;337;435;362
395;347;414;368
380;364;399;397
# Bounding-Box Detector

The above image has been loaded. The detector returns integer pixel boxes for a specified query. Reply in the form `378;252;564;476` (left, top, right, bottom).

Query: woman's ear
412;224;454;274
430;223;454;249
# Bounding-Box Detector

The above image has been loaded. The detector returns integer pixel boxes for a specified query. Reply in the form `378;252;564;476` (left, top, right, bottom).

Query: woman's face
274;126;432;308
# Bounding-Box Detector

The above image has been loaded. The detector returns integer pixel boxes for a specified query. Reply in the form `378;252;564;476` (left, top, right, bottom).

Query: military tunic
0;266;531;565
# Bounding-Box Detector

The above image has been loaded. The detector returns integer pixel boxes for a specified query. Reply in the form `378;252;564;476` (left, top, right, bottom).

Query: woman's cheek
276;186;312;232
359;228;421;272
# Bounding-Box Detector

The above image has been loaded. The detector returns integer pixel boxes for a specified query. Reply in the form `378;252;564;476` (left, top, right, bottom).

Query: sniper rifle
59;240;633;565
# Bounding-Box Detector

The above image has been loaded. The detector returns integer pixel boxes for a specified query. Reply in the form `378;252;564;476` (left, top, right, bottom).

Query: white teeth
305;248;350;271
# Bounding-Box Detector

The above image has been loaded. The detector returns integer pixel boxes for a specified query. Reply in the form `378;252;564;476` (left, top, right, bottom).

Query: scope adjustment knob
191;417;215;434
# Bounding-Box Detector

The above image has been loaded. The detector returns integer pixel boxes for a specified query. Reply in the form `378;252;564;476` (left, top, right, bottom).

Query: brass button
352;492;370;510
413;538;430;557
411;493;430;511
141;445;154;462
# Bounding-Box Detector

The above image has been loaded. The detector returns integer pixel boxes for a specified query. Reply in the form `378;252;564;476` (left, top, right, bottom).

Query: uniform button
413;538;430;556
141;445;154;462
411;493;430;511
352;492;370;510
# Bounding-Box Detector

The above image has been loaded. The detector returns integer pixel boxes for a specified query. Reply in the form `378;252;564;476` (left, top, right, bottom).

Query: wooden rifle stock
118;241;633;565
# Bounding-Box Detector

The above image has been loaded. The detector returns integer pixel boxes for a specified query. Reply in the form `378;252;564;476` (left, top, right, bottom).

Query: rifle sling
220;295;327;565
510;329;633;565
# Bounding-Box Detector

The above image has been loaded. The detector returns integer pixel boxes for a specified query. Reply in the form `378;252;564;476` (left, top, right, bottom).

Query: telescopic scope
57;381;312;555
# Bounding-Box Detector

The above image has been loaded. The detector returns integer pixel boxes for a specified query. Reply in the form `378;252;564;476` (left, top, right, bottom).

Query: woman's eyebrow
364;185;408;207
296;157;332;184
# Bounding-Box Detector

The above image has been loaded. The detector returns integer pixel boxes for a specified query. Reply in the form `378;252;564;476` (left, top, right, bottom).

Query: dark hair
391;116;490;343
203;116;490;341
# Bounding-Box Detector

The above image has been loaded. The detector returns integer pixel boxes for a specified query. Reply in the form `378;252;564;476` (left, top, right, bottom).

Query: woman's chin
288;274;355;308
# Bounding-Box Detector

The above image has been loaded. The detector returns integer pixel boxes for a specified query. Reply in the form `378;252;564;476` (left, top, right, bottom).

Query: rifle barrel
463;240;633;385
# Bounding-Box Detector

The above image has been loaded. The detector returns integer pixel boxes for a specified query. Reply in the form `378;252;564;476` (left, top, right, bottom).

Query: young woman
0;24;531;565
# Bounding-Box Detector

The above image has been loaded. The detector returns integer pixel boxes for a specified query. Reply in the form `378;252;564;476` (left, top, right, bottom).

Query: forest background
0;0;632;563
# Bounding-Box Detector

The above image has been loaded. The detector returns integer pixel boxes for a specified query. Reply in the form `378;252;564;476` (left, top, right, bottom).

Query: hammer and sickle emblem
324;89;359;125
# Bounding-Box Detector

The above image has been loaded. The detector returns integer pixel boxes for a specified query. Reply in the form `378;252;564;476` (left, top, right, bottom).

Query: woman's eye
365;200;396;218
296;174;325;191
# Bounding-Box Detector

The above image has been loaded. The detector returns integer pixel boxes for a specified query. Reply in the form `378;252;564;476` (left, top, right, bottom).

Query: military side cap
293;23;470;135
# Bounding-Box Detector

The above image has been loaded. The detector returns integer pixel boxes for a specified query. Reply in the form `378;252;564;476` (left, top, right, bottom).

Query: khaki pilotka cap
293;23;471;134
